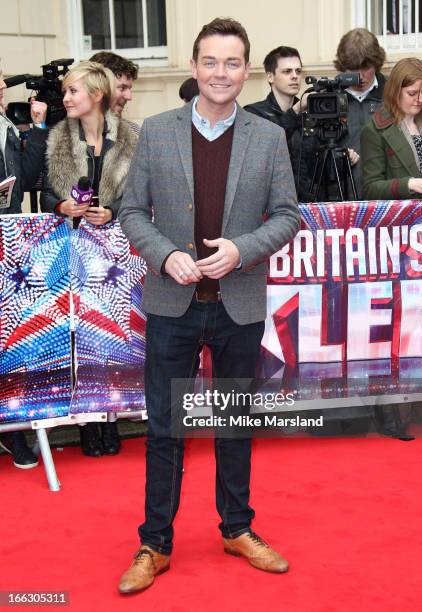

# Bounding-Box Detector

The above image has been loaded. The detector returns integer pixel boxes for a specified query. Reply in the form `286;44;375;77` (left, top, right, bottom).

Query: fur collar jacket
46;111;138;209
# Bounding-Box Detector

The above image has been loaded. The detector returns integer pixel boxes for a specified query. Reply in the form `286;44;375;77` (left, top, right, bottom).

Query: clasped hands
164;238;240;285
57;199;113;225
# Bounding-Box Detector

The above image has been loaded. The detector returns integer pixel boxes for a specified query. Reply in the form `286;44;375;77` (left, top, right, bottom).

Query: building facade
1;0;420;123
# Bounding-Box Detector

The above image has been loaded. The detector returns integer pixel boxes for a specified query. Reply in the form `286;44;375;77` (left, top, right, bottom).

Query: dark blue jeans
139;299;265;555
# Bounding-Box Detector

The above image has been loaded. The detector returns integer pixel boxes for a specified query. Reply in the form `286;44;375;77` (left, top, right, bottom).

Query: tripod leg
344;153;358;200
310;151;323;200
310;155;318;193
315;148;330;201
330;150;344;201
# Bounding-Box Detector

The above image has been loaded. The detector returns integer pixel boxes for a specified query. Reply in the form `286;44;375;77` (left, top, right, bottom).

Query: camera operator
333;28;387;199
244;46;316;201
0;63;48;469
0;65;48;215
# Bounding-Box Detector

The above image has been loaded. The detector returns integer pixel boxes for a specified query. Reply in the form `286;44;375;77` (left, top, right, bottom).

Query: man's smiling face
112;74;134;116
190;34;250;111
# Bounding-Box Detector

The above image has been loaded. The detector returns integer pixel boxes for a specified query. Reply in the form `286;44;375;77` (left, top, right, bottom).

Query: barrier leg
36;428;61;492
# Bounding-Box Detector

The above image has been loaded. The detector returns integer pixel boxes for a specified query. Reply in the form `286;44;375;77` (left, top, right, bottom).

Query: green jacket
361;108;422;200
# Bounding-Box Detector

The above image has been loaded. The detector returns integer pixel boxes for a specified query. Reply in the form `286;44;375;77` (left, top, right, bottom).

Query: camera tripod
309;137;358;202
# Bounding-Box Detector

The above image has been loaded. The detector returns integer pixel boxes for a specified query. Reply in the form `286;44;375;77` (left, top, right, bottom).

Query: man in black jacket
244;46;315;201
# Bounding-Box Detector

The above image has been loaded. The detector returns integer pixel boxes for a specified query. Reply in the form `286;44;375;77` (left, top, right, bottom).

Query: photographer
333;28;387;199
0;63;47;469
0;65;48;215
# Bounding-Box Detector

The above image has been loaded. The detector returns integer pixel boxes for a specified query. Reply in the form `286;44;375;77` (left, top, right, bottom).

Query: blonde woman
43;61;138;456
43;60;137;224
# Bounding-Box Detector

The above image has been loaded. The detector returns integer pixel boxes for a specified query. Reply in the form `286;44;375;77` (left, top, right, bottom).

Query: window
72;0;167;65
354;0;422;51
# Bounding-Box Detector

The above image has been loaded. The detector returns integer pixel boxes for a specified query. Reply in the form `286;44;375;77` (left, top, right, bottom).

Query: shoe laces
248;532;269;548
133;548;155;568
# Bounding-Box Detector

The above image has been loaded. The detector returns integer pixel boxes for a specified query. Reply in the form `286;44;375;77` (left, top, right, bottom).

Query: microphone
4;74;33;88
71;177;94;205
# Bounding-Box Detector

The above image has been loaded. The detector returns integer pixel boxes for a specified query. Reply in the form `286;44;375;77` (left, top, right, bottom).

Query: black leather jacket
244;92;317;202
244;91;300;145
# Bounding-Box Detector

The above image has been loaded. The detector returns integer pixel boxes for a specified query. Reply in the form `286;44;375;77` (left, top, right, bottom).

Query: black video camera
304;73;361;202
5;58;74;127
304;73;360;143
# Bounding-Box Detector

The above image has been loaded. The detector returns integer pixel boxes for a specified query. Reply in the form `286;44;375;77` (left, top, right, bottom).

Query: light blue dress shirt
191;96;237;141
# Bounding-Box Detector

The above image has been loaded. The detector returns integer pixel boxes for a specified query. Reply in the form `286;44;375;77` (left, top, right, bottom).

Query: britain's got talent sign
0;202;421;423
261;200;422;406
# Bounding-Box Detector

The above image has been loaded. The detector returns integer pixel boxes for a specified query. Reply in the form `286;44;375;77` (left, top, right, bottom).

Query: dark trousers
139;299;265;554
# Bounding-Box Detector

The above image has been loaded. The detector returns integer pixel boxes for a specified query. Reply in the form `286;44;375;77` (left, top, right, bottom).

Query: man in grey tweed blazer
118;18;300;594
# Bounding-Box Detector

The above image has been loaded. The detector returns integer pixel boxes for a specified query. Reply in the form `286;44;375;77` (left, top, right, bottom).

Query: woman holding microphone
43;61;138;456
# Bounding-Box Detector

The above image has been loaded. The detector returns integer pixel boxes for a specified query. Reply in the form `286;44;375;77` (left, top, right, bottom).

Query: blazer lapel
222;105;253;232
383;125;419;176
174;103;194;203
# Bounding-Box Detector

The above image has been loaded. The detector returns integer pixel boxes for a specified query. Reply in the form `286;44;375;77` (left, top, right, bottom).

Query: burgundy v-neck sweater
192;124;234;293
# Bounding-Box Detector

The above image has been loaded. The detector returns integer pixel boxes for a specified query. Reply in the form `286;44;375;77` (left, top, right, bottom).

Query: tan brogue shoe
119;545;170;594
223;531;289;573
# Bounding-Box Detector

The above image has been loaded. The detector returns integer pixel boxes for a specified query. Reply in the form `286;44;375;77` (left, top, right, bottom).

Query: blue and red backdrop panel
1;201;421;423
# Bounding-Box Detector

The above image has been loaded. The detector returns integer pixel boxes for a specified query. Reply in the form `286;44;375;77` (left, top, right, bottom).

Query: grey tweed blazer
119;101;300;325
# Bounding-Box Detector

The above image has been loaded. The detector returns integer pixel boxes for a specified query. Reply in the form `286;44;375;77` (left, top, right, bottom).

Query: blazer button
187;243;194;250
187;203;193;211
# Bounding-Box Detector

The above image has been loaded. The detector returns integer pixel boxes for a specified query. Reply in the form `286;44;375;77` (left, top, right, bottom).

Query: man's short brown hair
90;51;138;81
192;17;250;63
334;28;386;72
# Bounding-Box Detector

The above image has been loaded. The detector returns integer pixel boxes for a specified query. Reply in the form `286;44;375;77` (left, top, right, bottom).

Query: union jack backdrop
70;219;147;413
0;215;147;423
0;216;71;422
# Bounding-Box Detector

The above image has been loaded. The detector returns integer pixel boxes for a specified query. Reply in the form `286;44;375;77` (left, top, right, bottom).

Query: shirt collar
192;96;237;130
346;75;378;102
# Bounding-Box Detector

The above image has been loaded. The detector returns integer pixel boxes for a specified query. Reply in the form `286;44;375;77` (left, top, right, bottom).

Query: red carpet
1;435;422;611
